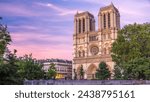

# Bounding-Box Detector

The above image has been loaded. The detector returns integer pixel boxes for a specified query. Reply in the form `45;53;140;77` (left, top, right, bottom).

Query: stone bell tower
98;2;120;40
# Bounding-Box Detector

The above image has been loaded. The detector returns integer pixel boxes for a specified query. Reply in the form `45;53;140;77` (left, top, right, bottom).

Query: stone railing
24;80;150;85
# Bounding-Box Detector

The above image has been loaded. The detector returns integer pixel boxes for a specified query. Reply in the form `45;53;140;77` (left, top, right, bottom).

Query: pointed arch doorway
86;64;97;79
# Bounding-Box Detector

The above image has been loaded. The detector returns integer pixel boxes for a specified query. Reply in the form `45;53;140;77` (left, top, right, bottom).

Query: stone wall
24;80;150;85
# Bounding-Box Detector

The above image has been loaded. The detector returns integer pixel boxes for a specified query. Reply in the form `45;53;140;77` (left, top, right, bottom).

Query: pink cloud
8;44;72;60
8;32;73;60
10;32;72;44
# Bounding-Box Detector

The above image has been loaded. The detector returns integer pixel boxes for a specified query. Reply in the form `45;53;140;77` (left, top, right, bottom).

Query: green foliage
113;65;123;80
0;52;45;84
17;54;44;80
46;63;57;79
123;57;150;80
95;62;111;80
0;21;11;56
0;50;22;84
79;65;84;79
112;23;150;64
0;20;20;84
112;23;150;79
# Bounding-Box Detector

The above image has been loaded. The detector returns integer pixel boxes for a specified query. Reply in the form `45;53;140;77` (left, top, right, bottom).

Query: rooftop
38;58;72;64
100;3;119;12
75;11;94;18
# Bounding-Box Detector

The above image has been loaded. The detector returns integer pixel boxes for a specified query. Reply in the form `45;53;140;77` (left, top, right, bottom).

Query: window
82;50;85;57
83;18;85;32
108;13;111;28
89;35;98;41
76;19;77;34
90;19;92;31
79;19;81;33
78;51;81;57
103;14;106;29
91;46;99;55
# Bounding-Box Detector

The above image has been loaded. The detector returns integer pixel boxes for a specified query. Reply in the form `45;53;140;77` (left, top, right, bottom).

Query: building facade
73;3;120;79
39;59;72;79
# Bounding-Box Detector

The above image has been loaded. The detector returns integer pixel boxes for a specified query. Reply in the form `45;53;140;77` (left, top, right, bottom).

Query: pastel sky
0;0;150;60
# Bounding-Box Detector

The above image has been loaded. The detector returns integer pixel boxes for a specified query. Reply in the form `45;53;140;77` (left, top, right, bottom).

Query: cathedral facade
73;3;120;79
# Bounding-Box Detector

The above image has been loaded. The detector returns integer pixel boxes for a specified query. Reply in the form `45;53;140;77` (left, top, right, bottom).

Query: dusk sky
0;0;150;60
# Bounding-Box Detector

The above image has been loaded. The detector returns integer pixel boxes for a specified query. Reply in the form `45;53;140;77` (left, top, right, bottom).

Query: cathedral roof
75;11;94;18
100;3;119;12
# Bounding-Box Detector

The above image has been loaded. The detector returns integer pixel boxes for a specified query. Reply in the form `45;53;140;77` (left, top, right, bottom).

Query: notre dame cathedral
73;3;120;79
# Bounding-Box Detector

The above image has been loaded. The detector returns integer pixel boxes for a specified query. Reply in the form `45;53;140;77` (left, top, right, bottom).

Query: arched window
103;14;106;29
76;19;77;34
82;50;85;57
79;19;81;33
78;51;81;57
83;18;85;32
90;19;92;31
108;13;111;28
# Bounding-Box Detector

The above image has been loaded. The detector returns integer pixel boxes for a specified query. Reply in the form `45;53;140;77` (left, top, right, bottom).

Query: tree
46;63;57;79
0;18;11;57
113;65;123;79
0;19;20;84
79;65;84;79
0;50;22;84
112;23;150;79
17;54;44;80
123;57;150;80
95;62;111;80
